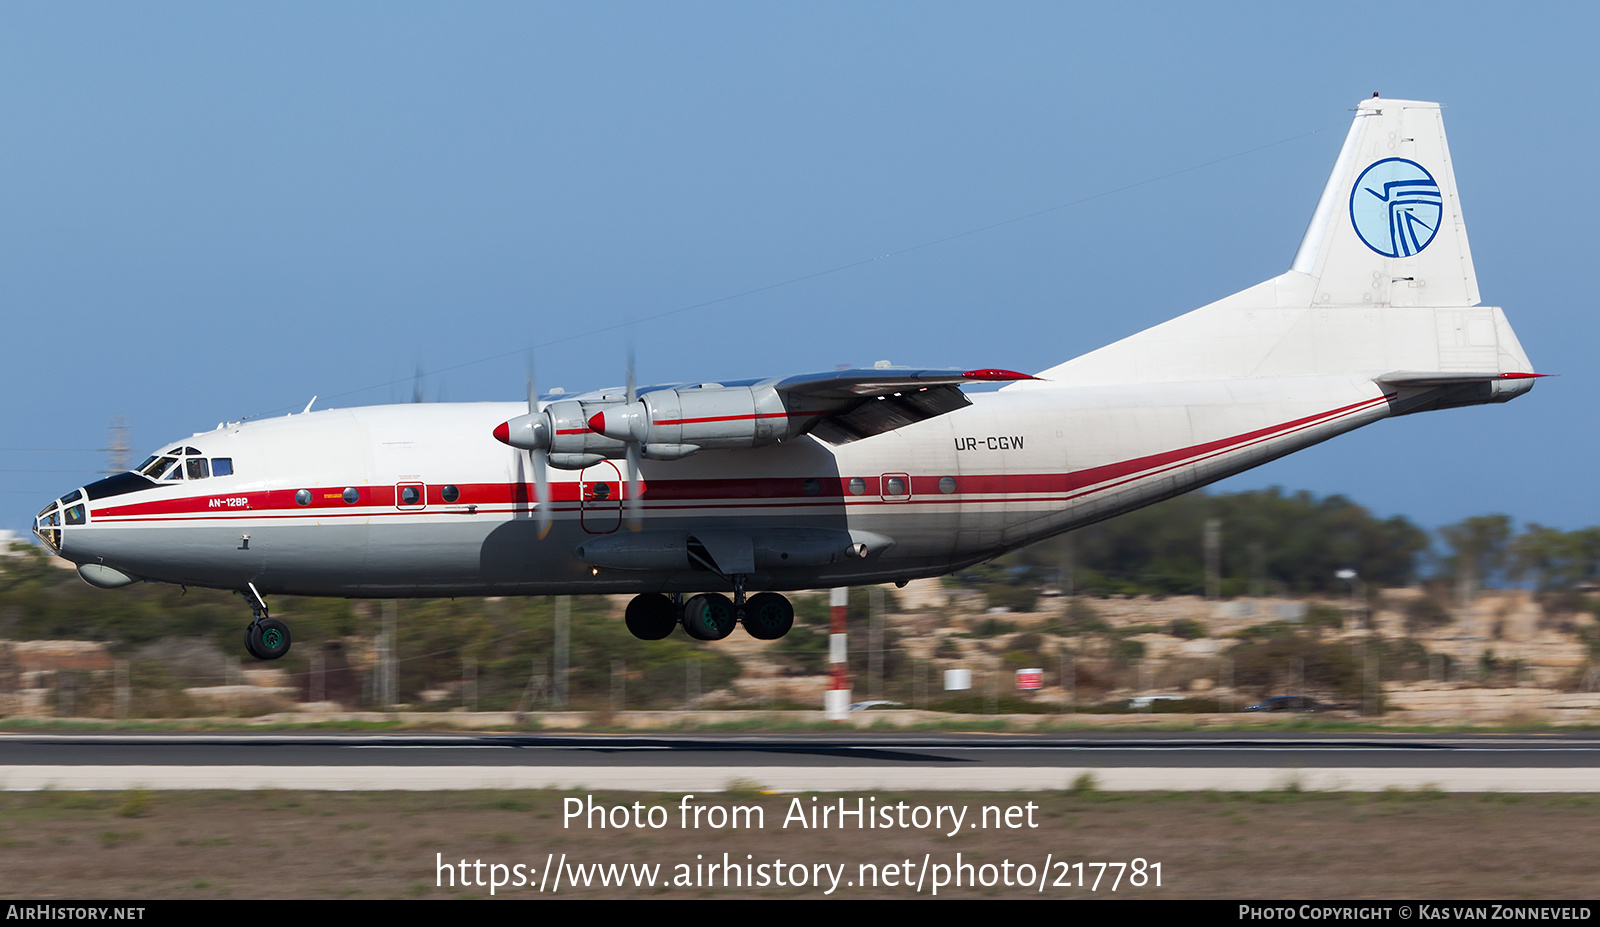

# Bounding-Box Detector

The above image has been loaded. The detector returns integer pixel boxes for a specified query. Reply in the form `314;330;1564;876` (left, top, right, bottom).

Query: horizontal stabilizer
1376;371;1547;388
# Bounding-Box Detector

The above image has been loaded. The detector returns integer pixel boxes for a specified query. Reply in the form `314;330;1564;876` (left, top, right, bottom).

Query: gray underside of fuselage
63;509;976;598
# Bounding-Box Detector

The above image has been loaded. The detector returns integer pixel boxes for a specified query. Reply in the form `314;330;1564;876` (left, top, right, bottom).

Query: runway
3;731;1599;791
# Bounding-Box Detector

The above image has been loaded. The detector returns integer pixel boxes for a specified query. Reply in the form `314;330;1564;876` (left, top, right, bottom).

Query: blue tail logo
1349;158;1443;257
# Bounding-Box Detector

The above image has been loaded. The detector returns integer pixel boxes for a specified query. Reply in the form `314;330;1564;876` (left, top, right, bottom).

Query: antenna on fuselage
302;396;317;414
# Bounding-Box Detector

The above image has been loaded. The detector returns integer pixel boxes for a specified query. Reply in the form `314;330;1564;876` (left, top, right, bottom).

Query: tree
1437;515;1513;602
970;488;1428;596
1512;524;1600;596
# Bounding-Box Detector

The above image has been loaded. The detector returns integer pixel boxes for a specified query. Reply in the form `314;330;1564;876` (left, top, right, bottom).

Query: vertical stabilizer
1290;96;1478;308
1023;96;1520;389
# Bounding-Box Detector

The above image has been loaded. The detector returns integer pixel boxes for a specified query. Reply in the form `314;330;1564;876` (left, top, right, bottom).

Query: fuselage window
939;476;957;494
342;487;359;504
802;478;821;497
848;477;866;496
441;485;460;503
186;458;210;481
212;458;233;477
886;477;907;496
400;486;421;505
295;489;311;506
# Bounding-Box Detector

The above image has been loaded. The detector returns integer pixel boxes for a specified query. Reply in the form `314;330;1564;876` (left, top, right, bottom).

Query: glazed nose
34;499;61;552
34;490;87;553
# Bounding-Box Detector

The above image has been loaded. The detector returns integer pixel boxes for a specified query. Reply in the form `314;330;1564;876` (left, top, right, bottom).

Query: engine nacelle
545;399;629;467
587;384;794;457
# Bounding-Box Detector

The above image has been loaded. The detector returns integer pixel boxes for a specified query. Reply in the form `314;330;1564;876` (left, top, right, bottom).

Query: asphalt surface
3;730;1599;769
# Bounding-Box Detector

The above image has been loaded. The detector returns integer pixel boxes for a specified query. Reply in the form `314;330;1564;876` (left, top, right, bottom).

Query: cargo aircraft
34;97;1538;660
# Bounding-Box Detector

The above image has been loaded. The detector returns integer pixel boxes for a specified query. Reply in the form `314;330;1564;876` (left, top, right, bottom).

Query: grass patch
98;830;141;847
117;789;154;818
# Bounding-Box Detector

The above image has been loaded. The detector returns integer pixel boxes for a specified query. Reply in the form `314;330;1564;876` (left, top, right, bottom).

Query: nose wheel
241;583;292;661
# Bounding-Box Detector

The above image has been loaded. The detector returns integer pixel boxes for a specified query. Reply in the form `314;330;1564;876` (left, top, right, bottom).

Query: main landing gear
624;584;795;642
242;582;292;661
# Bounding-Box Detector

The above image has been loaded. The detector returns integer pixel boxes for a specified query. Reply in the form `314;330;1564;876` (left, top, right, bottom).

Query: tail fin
1291;97;1477;306
1027;97;1535;388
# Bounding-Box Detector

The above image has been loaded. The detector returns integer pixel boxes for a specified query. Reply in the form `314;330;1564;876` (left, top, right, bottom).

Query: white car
1126;696;1186;710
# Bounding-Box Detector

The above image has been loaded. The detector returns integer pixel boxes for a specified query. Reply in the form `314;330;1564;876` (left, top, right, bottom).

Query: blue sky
3;3;1595;536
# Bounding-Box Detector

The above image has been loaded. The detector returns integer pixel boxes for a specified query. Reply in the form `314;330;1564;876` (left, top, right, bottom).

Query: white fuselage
45;372;1413;598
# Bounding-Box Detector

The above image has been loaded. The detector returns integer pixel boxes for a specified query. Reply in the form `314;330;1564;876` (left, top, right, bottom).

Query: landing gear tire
682;593;736;641
625;593;679;640
247;617;292;660
743;592;794;640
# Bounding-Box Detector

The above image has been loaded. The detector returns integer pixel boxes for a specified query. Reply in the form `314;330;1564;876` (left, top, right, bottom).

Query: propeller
581;346;647;531
528;362;552;539
491;359;554;539
624;343;642;532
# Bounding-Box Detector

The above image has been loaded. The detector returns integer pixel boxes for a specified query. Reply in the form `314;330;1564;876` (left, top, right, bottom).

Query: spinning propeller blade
624;343;642;531
528;358;552;540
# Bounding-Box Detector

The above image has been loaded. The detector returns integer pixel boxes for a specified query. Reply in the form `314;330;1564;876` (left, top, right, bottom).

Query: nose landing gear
241;582;292;661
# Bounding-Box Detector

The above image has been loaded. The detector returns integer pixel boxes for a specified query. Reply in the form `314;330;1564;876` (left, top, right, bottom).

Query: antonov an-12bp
35;97;1539;660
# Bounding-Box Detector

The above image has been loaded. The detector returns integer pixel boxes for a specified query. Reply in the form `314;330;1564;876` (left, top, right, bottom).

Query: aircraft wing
773;367;1036;398
510;366;1038;463
773;367;1036;444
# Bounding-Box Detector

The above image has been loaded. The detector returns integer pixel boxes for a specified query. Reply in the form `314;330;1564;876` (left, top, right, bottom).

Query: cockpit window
136;449;229;482
141;456;177;478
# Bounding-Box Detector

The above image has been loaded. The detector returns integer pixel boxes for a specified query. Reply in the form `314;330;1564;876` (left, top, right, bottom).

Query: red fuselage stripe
90;395;1387;522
